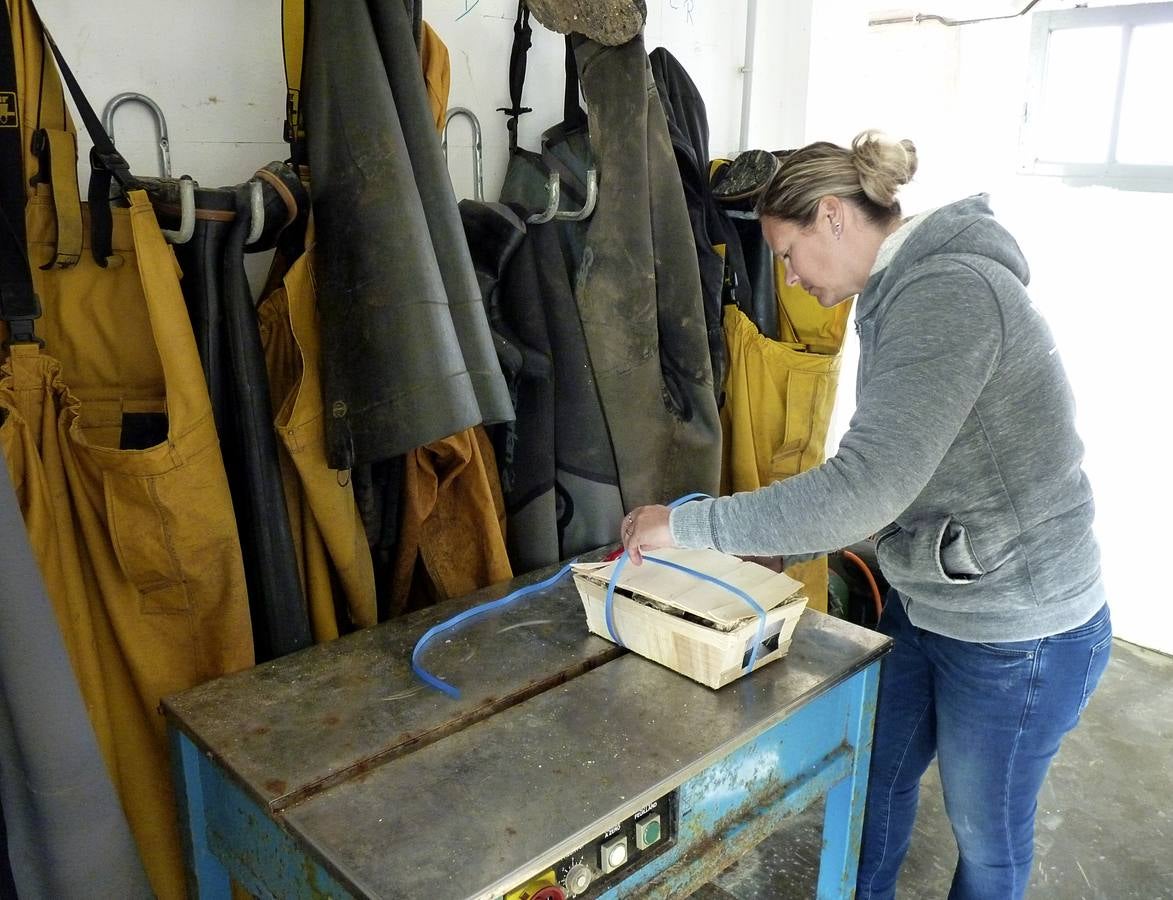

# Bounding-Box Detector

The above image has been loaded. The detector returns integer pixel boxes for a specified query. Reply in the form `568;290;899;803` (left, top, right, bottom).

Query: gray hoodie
670;194;1105;642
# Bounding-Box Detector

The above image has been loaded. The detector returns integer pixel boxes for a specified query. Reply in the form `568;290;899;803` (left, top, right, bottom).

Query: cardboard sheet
571;547;805;628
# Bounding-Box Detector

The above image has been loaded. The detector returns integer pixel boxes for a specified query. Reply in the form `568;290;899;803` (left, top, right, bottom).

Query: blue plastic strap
603;554;769;669
411;563;574;699
603;492;712;649
413;492;772;699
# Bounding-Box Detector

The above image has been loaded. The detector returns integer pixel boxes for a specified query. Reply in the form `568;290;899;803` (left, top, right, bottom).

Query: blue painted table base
169;661;881;900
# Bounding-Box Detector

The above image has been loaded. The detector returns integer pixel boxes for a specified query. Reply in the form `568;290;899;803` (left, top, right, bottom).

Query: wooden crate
572;548;808;689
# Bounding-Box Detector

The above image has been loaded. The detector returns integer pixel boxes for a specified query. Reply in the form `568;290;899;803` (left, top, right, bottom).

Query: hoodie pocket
876;516;986;587
937;517;985;583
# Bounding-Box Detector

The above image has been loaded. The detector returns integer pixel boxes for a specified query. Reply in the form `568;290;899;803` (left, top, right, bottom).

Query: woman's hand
620;505;676;565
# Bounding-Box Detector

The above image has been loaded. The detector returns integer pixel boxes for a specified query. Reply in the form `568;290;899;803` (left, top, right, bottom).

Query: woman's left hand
620;505;675;565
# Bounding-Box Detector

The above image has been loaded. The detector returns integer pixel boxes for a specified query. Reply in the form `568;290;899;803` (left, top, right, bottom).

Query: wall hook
525;169;598;225
442;106;484;201
102;92;171;179
159;175;196;244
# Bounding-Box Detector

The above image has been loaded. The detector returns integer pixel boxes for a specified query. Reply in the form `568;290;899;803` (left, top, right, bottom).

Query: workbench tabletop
280;611;888;899
164;555;888;823
163;557;621;810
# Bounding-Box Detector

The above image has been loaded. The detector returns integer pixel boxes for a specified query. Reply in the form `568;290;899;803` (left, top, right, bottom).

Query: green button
636;814;661;849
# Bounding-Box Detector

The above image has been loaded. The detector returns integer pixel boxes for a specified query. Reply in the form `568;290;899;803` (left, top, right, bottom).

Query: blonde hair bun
851;130;918;208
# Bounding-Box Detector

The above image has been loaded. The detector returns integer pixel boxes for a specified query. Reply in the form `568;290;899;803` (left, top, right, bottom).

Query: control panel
501;791;677;899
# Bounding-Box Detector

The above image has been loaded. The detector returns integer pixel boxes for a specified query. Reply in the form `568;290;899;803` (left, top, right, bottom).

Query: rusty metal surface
275;613;889;900
163;554;620;811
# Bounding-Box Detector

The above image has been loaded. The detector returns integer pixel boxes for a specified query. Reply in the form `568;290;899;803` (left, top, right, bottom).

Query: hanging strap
36;12;141;265
30;127;82;267
0;0;41;345
496;0;532;152
561;34;586;130
281;0;308;170
19;1;84;270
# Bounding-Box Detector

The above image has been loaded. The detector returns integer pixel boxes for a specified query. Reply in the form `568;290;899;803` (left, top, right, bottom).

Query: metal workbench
165;556;891;899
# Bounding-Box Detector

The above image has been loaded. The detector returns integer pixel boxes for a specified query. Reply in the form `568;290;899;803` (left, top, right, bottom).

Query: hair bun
851;130;917;209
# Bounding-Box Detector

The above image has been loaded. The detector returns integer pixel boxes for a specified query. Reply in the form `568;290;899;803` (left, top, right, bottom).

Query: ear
818;196;844;233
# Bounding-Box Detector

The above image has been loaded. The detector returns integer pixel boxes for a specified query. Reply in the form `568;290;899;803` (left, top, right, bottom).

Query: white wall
790;0;1173;654
38;0;751;277
441;0;750;200
38;0;289;188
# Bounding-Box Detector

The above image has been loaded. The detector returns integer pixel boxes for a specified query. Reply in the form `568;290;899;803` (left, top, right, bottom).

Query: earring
833;221;842;239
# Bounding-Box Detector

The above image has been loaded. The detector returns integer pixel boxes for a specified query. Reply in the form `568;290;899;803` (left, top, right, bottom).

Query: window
1022;2;1173;189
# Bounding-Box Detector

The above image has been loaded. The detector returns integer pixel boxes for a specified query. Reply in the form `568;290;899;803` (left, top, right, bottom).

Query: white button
600;835;628;873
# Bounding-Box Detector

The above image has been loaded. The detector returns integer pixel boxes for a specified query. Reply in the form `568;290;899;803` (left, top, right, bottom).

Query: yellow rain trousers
1;190;254;900
720;261;853;612
390;429;511;617
259;238;378;640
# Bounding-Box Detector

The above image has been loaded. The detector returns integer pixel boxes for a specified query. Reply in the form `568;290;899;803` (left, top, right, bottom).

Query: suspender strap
561;34;586;130
282;0;308;169
39;16;141;265
0;0;41;343
40;28;135;193
30;127;81;267
496;0;532;152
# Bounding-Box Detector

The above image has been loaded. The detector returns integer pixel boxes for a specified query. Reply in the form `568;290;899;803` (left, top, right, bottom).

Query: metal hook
159;176;196;244
525;169;598;225
442;107;484;201
102;92;171;179
246;179;265;245
553;168;597;222
525;173;561;225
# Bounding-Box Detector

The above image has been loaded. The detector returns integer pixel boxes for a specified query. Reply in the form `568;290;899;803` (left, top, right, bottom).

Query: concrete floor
689;639;1173;900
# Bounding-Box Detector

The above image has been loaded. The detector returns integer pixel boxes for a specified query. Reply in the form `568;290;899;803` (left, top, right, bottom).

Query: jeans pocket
1079;631;1113;713
975;637;1039;658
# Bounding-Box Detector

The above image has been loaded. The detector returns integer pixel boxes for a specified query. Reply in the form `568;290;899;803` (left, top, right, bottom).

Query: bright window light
1035;27;1122;164
1023;3;1173;189
1116;23;1173;165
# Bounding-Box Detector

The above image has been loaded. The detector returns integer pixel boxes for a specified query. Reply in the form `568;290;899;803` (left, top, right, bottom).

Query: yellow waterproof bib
1;191;253;900
720;261;852;611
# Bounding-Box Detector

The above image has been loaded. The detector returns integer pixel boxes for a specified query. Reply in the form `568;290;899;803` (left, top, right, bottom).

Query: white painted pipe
739;0;758;152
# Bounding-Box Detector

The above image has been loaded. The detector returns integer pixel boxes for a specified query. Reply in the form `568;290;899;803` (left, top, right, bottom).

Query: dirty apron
258;236;378;640
572;33;722;510
720;262;853;613
0;190;254;900
304;0;512;469
491;214;624;570
278;13;512;620
491;16;620;567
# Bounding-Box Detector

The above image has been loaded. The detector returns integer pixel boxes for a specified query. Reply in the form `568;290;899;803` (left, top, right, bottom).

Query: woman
620;131;1111;899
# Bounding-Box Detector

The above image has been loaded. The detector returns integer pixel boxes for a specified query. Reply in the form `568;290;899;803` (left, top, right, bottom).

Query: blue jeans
856;592;1112;900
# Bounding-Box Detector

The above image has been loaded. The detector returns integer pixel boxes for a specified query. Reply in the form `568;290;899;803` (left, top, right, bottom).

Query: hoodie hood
857;194;1031;321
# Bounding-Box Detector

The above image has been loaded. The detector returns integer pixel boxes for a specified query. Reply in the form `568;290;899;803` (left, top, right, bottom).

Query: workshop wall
31;0;1168;654
35;1;754;205
37;0;758;283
